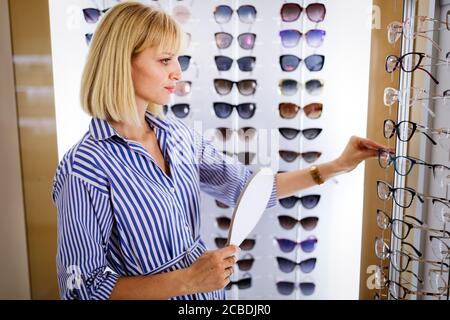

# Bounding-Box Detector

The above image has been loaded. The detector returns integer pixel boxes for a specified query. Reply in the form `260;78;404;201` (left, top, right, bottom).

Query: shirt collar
89;111;170;142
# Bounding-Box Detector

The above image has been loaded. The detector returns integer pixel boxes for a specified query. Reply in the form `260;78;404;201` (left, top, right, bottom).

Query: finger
358;137;389;151
223;256;237;268
224;267;234;279
217;245;240;258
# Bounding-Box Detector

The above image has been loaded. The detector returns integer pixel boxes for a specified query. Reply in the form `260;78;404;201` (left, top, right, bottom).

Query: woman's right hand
185;245;240;294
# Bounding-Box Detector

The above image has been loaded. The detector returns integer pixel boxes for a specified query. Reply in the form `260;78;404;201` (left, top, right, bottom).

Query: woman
52;2;388;300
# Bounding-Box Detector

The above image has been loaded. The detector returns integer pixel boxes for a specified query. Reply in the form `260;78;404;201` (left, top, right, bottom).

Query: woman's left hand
335;136;393;173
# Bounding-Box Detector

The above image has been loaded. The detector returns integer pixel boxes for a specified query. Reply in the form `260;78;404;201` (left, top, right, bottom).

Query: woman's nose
169;63;182;81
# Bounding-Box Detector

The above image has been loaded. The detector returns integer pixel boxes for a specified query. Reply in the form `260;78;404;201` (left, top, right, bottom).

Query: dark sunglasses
216;216;231;230
237;255;255;271
279;194;321;209
385;52;445;85
214;79;257;96
85;33;93;45
279;128;322;140
82;8;109;24
276;257;317;273
279;29;326;48
214;5;257;24
280;3;326;23
215;32;256;50
378;149;450;177
280;54;325;72
278;79;324;96
225;275;252;290
214;56;256;72
276;236;318;253
279;150;322;163
215;200;230;209
279;102;323;119
215;127;257;141
178;55;191;71
215;237;255;251
162;104;190;119
276;281;316;296
383;119;438;145
277;215;319;231
222;151;256;166
213;102;256;119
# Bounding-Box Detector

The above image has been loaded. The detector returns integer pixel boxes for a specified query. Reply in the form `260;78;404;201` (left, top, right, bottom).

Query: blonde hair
80;1;183;125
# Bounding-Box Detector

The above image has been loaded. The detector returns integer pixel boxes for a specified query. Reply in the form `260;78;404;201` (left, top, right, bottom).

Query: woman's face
131;46;182;107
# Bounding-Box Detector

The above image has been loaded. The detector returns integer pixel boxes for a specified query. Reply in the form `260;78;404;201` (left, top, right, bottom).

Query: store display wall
49;0;373;299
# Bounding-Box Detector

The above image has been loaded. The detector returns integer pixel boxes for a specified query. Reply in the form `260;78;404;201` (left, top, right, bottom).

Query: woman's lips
165;86;176;93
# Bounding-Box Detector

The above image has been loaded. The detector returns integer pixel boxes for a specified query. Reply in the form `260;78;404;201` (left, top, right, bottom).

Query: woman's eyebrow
160;52;175;57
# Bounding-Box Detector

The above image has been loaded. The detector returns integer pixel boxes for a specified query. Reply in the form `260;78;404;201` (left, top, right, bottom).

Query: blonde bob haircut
80;1;183;126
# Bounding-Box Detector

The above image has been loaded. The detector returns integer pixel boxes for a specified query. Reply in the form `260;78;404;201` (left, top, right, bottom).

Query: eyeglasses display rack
377;0;450;300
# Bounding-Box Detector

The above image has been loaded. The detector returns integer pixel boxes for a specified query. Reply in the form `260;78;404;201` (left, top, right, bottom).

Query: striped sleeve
54;173;119;300
194;132;278;209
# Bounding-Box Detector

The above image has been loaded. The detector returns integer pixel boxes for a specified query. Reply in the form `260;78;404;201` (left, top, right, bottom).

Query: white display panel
49;0;373;299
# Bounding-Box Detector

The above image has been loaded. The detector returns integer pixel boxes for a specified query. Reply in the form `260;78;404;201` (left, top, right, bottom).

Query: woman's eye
161;58;171;65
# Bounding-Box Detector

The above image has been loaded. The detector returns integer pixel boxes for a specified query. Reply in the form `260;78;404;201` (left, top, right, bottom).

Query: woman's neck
110;102;152;141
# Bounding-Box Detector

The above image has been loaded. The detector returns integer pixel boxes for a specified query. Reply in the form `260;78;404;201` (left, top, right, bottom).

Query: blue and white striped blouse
52;111;278;300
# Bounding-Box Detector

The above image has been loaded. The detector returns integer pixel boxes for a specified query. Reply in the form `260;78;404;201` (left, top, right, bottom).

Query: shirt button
170;187;176;194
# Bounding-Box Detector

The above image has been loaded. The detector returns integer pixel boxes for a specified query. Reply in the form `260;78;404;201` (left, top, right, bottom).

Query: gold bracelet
309;165;325;185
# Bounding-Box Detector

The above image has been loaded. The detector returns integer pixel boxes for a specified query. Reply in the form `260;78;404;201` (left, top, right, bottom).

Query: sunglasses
215;199;230;209
276;281;316;296
82;8;109;24
279;128;322;140
237;254;255;271
215;237;255;251
214;56;256;72
276;236;318;253
277;215;319;231
213;102;256;119
279;195;321;209
174;81;192;97
225;275;252;290
378;149;450;178
162;104;190;119
383;119;449;146
376;209;450;241
278;79;324;96
279;29;326;48
214;5;257;24
280;54;325;72
222;151;256;166
280;3;326;23
215;32;256;50
85;33;93;45
276;257;317;274
279;150;322;163
214;79;257;96
215;127;257;142
172;4;191;24
377;180;450;209
279;102;323;119
385;52;448;85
